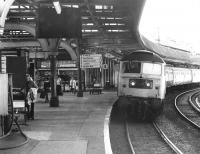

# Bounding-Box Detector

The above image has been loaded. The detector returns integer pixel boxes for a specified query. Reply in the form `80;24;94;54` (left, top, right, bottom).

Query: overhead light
53;1;62;14
0;27;4;35
70;42;77;48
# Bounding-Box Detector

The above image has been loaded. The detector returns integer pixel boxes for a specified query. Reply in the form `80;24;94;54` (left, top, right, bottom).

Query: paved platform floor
0;91;117;154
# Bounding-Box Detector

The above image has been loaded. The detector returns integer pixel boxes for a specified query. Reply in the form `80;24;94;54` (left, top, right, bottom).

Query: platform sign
80;54;102;68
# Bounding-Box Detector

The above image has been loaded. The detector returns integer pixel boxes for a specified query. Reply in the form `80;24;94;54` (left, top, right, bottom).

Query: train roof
121;50;165;63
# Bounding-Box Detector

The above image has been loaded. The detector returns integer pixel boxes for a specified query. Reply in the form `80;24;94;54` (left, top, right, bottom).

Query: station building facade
28;49;119;91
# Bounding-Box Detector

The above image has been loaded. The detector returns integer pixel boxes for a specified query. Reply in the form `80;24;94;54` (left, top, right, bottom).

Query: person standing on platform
56;76;63;96
43;78;49;103
92;77;97;88
25;74;38;120
70;77;76;94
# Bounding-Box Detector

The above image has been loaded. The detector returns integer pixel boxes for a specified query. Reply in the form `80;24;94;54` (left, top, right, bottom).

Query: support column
101;67;104;88
0;51;1;73
76;39;83;97
47;38;60;107
49;55;59;107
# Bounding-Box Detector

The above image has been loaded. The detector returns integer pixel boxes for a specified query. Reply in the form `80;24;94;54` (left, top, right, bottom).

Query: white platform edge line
104;106;113;154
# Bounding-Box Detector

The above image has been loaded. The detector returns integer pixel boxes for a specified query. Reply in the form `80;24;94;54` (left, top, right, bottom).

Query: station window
10;5;19;9
95;5;113;10
72;5;79;8
110;23;117;25
86;23;94;26
91;30;98;32
95;5;103;9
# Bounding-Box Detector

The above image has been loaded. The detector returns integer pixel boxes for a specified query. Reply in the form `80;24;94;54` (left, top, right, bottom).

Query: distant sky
139;0;200;53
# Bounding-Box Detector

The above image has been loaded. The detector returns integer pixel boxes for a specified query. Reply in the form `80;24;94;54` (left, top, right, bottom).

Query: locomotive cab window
123;61;141;73
142;63;162;75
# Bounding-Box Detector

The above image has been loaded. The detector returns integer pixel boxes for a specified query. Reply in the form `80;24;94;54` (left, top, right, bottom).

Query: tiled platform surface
1;91;117;154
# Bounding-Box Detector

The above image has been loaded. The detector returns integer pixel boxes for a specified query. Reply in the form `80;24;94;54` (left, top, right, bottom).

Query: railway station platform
0;91;117;154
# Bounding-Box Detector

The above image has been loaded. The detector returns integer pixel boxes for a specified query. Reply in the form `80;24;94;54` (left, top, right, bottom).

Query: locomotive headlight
145;80;153;88
130;81;135;86
146;82;151;87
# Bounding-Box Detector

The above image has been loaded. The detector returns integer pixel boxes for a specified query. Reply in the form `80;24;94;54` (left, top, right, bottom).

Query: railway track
110;103;178;154
110;88;200;154
125;120;180;154
175;88;200;129
155;88;200;154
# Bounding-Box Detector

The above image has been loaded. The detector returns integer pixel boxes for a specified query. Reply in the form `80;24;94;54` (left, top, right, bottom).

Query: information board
80;54;102;68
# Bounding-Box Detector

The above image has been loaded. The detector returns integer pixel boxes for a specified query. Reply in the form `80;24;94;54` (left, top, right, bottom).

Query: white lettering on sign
80;54;102;68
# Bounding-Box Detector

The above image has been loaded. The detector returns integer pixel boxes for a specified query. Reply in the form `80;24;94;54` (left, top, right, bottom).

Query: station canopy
1;0;200;65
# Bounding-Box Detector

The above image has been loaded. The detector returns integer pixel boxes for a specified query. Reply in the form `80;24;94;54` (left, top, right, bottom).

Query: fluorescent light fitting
53;1;62;14
0;27;4;35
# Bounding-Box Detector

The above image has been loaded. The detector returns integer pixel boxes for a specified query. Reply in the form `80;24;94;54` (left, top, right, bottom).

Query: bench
13;100;27;125
89;84;102;95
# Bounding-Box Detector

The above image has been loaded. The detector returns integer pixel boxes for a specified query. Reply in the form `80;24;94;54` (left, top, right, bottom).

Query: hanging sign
80;54;102;68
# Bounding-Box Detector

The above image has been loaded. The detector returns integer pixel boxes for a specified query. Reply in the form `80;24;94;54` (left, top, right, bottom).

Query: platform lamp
52;0;62;14
70;39;83;97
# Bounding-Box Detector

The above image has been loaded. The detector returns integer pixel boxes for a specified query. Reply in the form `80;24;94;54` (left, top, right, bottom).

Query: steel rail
153;122;183;154
174;88;200;129
188;91;200;113
125;120;136;154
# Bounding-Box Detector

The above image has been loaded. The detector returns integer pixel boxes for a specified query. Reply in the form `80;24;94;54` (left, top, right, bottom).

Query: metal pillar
47;38;60;107
0;50;1;73
76;40;83;97
49;55;59;107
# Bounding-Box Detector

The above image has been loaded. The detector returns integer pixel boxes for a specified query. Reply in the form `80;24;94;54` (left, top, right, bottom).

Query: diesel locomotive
117;50;200;120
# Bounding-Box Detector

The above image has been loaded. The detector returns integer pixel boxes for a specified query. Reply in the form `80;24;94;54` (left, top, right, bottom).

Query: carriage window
123;61;141;73
142;63;162;75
